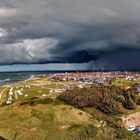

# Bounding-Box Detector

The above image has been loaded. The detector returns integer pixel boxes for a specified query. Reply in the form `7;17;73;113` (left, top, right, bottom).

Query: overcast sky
0;0;140;71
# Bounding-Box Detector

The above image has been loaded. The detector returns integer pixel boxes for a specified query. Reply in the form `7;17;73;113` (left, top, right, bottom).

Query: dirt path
0;86;10;100
14;91;18;100
122;112;140;129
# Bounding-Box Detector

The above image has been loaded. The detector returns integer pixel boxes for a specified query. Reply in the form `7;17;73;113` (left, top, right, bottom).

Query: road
0;86;10;100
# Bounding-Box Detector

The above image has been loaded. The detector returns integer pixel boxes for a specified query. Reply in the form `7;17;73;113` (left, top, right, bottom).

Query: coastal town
51;71;140;82
1;71;140;106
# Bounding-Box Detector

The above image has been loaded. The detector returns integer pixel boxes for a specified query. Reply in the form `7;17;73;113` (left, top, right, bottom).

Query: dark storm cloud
0;0;140;69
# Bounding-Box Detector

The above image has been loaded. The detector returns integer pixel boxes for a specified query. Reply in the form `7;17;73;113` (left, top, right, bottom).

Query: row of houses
6;88;14;105
51;72;140;84
51;72;114;84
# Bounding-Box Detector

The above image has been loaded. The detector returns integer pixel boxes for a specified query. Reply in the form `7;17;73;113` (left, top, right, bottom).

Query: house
125;76;135;81
124;85;131;90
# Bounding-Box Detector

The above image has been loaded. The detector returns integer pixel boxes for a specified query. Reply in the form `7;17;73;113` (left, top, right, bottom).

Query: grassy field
0;76;139;140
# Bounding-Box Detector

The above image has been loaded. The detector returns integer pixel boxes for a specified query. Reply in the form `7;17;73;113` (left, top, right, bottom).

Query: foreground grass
0;97;97;140
0;97;139;140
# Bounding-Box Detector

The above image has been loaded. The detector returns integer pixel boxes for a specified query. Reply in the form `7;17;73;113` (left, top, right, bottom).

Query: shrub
59;85;137;115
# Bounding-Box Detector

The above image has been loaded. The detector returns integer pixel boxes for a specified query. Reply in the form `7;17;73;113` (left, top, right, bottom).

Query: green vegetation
59;85;137;115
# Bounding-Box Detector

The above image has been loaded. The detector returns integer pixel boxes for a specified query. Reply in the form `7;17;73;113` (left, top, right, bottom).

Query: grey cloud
0;0;140;70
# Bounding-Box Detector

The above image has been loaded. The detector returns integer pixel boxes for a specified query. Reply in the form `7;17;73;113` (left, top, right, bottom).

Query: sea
0;71;81;86
0;71;55;86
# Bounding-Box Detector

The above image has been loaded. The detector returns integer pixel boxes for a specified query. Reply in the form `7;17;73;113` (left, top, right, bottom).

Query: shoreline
0;74;46;87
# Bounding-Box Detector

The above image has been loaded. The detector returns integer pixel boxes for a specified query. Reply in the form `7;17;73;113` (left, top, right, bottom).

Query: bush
59;85;137;115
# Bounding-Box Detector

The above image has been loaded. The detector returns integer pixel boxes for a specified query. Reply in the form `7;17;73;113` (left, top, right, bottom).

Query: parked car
128;126;136;131
129;127;140;137
133;128;140;137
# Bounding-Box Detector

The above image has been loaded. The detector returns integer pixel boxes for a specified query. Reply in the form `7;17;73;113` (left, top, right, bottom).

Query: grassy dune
0;98;96;140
